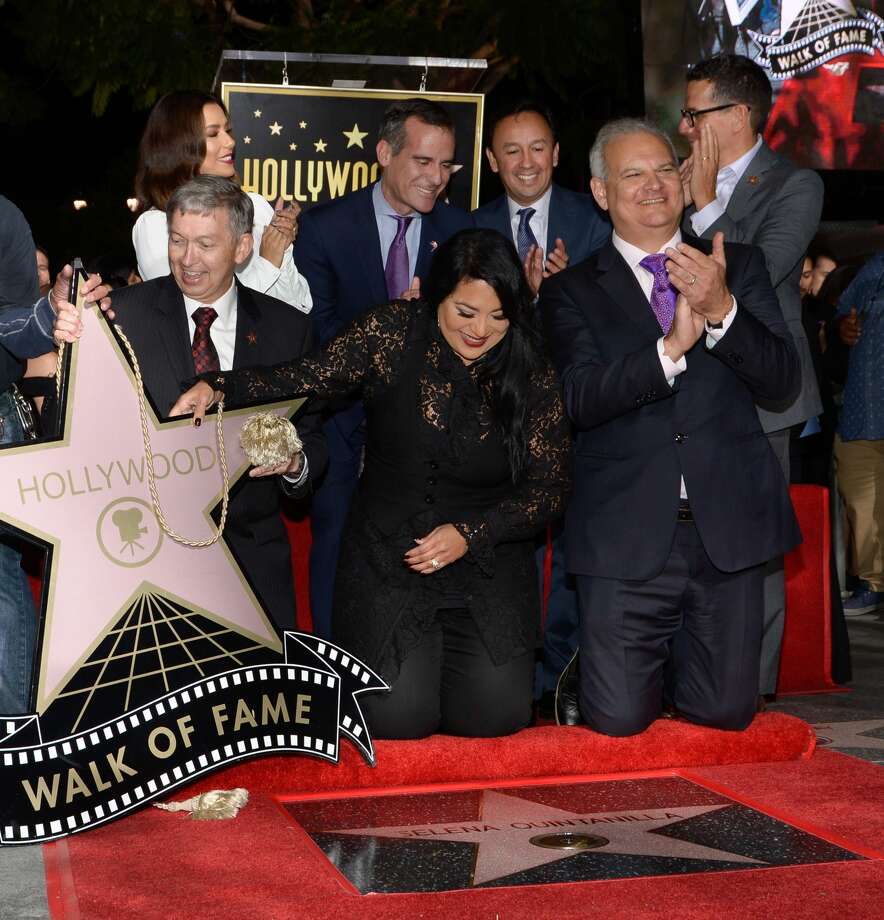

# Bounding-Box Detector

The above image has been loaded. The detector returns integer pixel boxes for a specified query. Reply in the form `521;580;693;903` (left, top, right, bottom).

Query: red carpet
175;712;815;797
45;748;884;920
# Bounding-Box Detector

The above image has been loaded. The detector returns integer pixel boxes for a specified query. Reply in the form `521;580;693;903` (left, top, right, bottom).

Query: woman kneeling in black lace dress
173;228;571;739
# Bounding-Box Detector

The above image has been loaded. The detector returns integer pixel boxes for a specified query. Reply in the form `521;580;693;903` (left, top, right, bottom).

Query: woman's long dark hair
423;228;547;482
134;91;228;211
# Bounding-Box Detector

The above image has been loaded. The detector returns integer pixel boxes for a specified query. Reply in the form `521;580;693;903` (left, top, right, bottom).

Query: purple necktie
385;214;413;300
639;253;676;334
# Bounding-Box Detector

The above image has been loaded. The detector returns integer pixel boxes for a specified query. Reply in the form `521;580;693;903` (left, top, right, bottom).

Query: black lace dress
209;301;571;683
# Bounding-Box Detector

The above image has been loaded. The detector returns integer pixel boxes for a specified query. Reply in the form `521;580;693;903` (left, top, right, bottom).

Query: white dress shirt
690;135;763;237
133;192;313;314
506;185;552;257
184;281;308;484
372;181;422;286
612;230;737;500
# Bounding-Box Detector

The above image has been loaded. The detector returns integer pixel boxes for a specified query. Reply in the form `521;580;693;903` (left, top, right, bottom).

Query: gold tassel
153;788;249;820
239;413;302;467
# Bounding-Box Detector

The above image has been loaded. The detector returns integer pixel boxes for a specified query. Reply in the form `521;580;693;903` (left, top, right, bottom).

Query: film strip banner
0;633;387;845
750;8;884;80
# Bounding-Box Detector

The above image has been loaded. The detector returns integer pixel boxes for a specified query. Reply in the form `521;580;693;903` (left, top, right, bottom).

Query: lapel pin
747;175;760;185
246;331;257;345
430;240;438;251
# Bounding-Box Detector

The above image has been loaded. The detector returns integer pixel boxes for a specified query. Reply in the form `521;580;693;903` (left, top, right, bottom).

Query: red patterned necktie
191;307;220;374
639;253;676;334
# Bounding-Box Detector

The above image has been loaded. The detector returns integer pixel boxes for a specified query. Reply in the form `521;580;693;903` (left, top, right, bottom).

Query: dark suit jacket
473;184;610;267
107;275;328;629
684;141;823;433
541;236;801;581
294;184;474;347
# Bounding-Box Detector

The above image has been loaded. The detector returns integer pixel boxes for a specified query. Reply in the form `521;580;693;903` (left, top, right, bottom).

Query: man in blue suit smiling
293;99;473;640
474;102;610;716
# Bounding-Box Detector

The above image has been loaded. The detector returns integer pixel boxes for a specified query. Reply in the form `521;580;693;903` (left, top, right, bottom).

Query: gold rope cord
114;323;230;547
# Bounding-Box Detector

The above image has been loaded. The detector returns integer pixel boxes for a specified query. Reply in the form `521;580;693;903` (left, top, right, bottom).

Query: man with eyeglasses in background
678;53;823;703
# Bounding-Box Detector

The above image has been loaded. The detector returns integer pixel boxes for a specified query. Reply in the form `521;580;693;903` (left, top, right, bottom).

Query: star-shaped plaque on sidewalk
286;776;867;892
0;305;298;716
327;790;761;885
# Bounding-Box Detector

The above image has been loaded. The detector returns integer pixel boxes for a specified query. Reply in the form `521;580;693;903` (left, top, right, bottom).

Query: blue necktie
385;214;413;300
516;207;539;264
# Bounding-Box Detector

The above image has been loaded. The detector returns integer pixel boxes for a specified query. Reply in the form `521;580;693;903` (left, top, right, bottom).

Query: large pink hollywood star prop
0;305;300;711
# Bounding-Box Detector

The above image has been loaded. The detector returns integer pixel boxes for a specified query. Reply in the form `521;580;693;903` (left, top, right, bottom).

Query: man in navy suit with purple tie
542;119;800;736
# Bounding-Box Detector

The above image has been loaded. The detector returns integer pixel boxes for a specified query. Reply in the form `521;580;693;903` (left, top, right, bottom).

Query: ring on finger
430;558;441;570
689;274;697;285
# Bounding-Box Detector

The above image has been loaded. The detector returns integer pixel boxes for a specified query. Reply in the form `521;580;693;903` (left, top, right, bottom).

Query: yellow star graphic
289;143;298;151
269;121;283;136
243;136;252;144
342;123;369;149
299;120;307;129
314;139;327;153
253;109;262;118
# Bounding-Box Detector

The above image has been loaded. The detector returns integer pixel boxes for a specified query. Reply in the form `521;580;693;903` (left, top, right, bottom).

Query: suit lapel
595;242;662;338
155;276;195;383
353;186;389;305
232;279;261;368
722;142;777;222
489;195;514;244
416;208;444;281
547;184;571;255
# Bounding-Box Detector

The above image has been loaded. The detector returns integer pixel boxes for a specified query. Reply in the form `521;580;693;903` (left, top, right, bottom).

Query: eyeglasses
679;103;746;127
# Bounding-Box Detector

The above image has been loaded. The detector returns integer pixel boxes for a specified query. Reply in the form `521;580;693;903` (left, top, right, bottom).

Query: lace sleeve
203;301;412;405
453;366;572;572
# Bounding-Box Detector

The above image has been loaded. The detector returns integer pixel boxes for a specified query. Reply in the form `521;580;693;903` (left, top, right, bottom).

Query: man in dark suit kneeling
541;119;801;735
109;176;327;632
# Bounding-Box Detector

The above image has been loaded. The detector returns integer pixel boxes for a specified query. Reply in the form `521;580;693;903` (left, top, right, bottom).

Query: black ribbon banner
0;634;387;845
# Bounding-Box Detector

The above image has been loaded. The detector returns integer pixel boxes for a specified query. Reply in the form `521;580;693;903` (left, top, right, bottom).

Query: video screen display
643;1;884;169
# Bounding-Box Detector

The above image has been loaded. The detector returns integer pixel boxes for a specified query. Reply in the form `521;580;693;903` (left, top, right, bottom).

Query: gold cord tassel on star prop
239;413;302;467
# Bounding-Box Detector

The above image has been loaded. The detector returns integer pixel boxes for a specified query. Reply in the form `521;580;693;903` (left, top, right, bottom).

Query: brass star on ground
314;139;327;153
329;790;761;885
342;123;368;149
269;121;283;136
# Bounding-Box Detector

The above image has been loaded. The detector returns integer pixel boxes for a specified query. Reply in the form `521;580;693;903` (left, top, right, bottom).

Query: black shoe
554;649;583;726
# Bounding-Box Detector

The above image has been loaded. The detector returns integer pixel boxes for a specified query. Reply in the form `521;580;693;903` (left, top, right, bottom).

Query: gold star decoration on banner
342;123;369;149
253;109;262;118
243;136;252;144
299;120;307;129
314;139;327;153
289;143;298;151
269;121;283;136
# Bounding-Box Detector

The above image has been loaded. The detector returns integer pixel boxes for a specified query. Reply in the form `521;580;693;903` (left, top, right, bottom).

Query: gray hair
166;175;254;239
589;118;678;181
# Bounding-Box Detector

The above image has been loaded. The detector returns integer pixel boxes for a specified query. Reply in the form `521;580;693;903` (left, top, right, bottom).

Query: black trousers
362;608;534;740
576;521;764;737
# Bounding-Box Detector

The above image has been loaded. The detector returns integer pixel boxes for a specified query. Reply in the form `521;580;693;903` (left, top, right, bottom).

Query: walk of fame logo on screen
741;2;884;80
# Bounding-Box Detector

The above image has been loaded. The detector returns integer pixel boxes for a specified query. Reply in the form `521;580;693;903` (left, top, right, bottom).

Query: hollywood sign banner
0;298;386;844
221;83;483;211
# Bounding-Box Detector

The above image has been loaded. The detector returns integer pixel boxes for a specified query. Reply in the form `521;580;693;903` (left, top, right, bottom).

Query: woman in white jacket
132;90;312;313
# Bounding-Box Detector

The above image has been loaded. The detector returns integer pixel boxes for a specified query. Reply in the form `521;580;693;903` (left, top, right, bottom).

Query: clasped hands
662;231;732;363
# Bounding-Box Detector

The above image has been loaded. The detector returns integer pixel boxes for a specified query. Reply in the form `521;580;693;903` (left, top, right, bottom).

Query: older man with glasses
677;53;824;703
